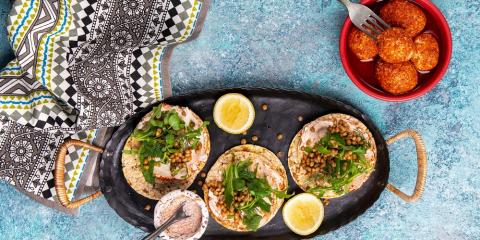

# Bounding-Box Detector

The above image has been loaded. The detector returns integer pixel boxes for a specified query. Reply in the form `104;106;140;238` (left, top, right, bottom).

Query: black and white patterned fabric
0;0;208;210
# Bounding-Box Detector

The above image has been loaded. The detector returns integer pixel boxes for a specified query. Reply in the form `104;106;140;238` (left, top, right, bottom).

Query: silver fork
142;202;189;240
338;0;390;39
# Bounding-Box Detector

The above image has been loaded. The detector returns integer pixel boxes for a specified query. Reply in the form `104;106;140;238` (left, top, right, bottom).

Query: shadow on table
0;0;13;70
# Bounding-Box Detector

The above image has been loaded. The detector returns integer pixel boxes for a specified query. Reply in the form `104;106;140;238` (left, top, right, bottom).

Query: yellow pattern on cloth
0;0;205;207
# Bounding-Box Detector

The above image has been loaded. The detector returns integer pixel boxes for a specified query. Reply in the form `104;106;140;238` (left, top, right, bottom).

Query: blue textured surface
1;0;479;239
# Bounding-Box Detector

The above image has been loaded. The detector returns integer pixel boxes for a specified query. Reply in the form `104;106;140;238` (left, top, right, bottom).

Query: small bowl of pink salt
154;190;209;240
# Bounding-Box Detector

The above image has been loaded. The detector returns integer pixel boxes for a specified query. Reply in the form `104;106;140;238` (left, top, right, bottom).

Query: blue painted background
0;0;479;239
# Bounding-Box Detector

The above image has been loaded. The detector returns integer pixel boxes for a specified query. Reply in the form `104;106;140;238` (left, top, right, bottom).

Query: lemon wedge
213;93;255;134
282;193;324;236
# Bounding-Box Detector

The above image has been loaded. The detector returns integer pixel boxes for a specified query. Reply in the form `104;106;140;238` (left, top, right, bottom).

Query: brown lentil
328;120;365;146
206;180;253;218
170;150;193;163
301;118;368;181
261;104;268;111
251;135;258;142
277;133;284;140
240;138;247;145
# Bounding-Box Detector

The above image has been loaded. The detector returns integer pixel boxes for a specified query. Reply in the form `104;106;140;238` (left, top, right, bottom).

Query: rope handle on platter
386;129;427;203
54;139;103;209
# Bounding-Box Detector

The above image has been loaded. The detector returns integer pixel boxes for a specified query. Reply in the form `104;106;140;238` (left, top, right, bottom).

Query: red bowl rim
339;0;453;102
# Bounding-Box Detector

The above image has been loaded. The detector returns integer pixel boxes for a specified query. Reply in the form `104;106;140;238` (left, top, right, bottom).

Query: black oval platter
99;88;390;239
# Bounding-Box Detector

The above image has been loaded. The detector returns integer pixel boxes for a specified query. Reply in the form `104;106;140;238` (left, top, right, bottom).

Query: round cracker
228;144;280;164
288;113;376;199
122;103;210;200
203;146;287;232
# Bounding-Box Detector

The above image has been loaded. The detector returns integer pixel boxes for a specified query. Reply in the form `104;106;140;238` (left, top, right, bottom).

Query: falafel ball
377;28;415;63
412;33;440;72
376;61;418;95
348;27;378;61
380;0;427;37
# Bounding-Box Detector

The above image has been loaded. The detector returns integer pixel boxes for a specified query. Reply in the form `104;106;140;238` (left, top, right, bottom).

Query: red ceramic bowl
339;0;452;102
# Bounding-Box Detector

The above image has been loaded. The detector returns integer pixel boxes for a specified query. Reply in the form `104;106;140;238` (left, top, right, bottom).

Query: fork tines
361;13;390;39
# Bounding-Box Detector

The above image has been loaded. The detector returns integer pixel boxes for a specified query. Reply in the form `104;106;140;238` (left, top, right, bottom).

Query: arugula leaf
256;197;271;212
304;146;313;153
247;178;272;198
168;113;181;130
221;160;292;231
132;128;155;140
140;160;155;184
273;189;295;198
236;161;252;176
237;197;258;210
330;133;346;146
306;187;327;197
149;118;164;127
303;129;373;198
141;141;167;158
223;163;235;206
238;166;256;180
128;108;208;184
232;178;246;191
242;209;262;231
153;106;163;119
354;130;370;148
335;158;341;174
165;134;174;146
315;145;331;154
319;132;331;146
350;146;366;155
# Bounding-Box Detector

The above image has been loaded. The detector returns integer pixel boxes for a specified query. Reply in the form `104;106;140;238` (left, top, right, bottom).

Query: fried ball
348;27;378;61
377;28;415;63
380;0;427;37
412;33;440;72
376;61;418;95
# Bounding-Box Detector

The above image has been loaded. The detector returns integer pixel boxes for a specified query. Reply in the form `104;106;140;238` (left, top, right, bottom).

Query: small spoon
142;202;189;240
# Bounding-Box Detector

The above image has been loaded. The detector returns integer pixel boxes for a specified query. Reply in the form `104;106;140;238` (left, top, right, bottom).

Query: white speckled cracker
203;145;288;232
122;103;210;200
288;113;377;199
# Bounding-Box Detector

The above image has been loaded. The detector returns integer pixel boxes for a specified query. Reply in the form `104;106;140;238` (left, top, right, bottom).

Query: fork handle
142;217;179;240
338;0;352;7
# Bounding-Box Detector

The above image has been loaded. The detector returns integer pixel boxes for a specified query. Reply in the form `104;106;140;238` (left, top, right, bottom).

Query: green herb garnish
123;106;208;183
305;132;372;197
222;159;293;231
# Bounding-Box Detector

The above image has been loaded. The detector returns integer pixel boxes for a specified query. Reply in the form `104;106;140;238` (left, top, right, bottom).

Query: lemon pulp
219;98;250;129
213;93;255;134
283;193;324;235
288;198;322;231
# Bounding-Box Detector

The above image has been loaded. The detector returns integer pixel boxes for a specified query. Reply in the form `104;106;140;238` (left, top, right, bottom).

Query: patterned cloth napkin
0;0;209;213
